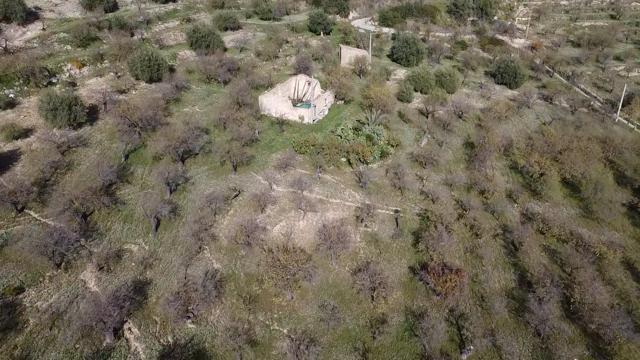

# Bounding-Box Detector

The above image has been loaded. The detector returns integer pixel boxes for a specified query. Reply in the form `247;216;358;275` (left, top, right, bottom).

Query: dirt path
351;17;395;34
252;172;402;215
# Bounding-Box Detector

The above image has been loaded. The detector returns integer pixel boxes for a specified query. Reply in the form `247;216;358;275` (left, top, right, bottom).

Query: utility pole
616;83;627;122
368;31;372;63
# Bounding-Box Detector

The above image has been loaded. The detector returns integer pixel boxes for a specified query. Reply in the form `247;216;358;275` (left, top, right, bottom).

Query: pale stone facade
339;45;370;68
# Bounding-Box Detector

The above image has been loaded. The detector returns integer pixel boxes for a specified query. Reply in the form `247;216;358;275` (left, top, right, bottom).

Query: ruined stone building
258;74;335;124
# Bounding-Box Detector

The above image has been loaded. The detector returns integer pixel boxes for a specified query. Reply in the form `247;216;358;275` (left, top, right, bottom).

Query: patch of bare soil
217;167;398;251
26;0;84;18
0;96;43;140
80;263;101;293
222;30;265;50
77;73;118;105
150;20;186;47
1;21;44;49
123;321;146;359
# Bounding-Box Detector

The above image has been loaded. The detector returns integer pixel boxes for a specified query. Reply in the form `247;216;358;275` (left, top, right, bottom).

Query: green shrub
407;66;435;94
79;0;101;11
209;0;228;9
186;24;225;55
312;0;349;17
127;47;168;83
308;10;334;35
361;82;395;114
378;2;442;27
388;32;425;67
434;66;461;94
448;0;494;22
488;57;527;90
38;89;88;129
0;123;31;141
151;0;176;3
214;11;241;31
474;0;496;20
253;0;280;21
107;14;133;32
396;80;414;103
0;0;28;24
69;23;99;48
0;93;17;110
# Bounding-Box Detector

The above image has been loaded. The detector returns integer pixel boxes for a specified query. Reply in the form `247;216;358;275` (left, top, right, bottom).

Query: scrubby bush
69;23;99;48
388;32;425;67
361;82;394;114
308;9;334;35
396;80;414;103
209;0;230;9
327;69;355;102
38;89;88;129
0;0;28;23
0;123;31;141
434;66;461;94
80;0;118;13
378;2;442;27
447;0;495;22
186;24;226;55
107;14;133;33
447;0;472;22
352;55;369;78
79;0;101;11
198;54;239;85
312;0;349;17
407;66;435;94
0;93;17;110
127;46;168;83
253;0;282;21
214;11;241;31
293;54;313;76
488;57;527;89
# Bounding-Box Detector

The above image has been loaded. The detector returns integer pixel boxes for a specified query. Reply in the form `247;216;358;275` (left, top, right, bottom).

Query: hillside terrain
1;0;640;359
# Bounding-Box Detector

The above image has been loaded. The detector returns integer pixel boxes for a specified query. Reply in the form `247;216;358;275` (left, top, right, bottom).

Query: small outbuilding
258;74;334;124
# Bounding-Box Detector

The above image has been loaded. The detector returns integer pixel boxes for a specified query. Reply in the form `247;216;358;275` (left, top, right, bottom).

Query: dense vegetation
186;23;226;54
378;2;443;28
37;89;88;129
388;32;425;67
127;46;169;83
0;0;28;23
2;1;640;359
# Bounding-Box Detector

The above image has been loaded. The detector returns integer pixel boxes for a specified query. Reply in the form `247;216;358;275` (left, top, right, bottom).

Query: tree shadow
21;8;41;26
86;104;100;125
157;337;212;360
0;298;25;342
0;148;21;176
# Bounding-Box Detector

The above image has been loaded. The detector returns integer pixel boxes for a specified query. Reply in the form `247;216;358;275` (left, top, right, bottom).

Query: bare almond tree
352;261;387;303
251;189;276;214
152;161;189;197
316;219;352;265
142;191;177;236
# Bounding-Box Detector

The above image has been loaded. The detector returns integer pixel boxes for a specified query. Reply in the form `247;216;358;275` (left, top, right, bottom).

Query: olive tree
127;46;168;83
388;33;425;67
186;24;225;55
38;89;88;129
